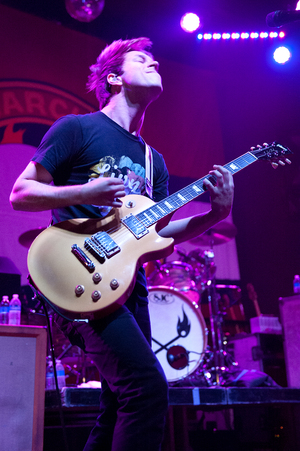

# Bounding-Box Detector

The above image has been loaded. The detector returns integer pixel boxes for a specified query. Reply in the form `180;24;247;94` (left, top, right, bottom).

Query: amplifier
227;333;287;387
279;295;300;387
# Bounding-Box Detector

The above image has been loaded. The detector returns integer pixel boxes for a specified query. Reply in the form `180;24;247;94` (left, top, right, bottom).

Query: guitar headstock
250;142;292;167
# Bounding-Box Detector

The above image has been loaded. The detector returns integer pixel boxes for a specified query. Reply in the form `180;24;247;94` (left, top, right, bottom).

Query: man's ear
107;73;122;87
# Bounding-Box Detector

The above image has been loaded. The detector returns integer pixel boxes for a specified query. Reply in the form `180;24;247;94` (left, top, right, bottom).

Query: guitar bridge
71;244;95;272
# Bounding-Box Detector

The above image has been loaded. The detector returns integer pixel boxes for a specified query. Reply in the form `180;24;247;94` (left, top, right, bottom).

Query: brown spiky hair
87;37;153;110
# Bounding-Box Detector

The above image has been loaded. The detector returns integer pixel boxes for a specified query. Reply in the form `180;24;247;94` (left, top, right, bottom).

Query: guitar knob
75;285;85;297
92;273;102;284
125;200;136;208
110;279;119;290
91;290;101;302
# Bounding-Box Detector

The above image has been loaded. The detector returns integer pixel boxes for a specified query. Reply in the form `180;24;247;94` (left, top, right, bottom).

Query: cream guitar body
28;195;174;320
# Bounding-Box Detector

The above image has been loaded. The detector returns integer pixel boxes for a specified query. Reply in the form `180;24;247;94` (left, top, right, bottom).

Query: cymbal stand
202;249;227;386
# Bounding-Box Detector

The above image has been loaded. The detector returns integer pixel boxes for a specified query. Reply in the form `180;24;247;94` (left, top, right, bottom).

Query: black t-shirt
32;111;169;301
32;111;169;224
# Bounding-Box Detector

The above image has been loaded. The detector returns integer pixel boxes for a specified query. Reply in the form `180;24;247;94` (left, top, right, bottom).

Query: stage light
180;13;200;33
297;1;300;10
65;0;105;22
196;30;285;43
273;46;291;64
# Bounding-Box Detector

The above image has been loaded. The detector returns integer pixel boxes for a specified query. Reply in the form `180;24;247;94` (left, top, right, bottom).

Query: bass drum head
148;286;207;383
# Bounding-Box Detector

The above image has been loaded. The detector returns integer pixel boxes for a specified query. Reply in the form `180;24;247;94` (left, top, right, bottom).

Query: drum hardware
195;250;242;386
202;250;227;385
188;222;237;247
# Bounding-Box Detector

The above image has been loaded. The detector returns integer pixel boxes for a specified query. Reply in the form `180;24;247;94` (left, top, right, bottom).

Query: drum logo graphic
149;291;175;305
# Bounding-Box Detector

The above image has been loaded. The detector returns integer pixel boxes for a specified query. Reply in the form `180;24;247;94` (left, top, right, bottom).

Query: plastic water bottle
46;357;55;390
8;293;21;325
56;360;66;389
46;357;66;390
294;275;300;294
0;296;10;324
0;296;9;324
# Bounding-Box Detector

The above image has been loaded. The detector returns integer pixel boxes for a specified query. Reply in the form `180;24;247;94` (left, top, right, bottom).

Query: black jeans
56;294;169;451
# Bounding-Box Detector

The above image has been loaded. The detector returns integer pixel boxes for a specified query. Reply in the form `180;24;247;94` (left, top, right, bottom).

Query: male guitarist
10;38;234;451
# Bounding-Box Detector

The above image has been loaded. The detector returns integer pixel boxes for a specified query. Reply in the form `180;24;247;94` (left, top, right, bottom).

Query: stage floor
44;386;300;451
45;385;300;408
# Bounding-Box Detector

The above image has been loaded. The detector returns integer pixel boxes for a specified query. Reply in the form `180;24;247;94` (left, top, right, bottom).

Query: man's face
120;51;162;95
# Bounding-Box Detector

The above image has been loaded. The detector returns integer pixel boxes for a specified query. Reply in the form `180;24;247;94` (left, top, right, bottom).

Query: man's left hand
203;165;234;221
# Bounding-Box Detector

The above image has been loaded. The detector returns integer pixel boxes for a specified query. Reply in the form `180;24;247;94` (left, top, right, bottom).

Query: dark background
1;0;300;319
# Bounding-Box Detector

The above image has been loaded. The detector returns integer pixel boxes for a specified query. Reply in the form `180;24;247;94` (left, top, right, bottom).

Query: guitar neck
136;151;258;227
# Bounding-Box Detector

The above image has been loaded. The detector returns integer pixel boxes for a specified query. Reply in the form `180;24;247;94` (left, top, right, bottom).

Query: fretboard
136;151;258;227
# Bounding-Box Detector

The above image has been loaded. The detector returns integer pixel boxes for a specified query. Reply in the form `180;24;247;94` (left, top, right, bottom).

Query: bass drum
148;286;207;383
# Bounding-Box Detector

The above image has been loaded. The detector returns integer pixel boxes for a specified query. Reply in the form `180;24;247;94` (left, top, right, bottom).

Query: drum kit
146;221;242;386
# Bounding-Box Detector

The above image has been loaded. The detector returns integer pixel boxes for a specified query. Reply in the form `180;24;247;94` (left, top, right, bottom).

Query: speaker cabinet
228;333;287;386
279;294;300;387
0;325;47;451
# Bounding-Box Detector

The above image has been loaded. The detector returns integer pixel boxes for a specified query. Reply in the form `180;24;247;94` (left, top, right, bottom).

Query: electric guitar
27;142;292;320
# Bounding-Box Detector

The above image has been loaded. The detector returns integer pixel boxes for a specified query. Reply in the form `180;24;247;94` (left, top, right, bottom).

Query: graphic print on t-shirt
89;155;146;196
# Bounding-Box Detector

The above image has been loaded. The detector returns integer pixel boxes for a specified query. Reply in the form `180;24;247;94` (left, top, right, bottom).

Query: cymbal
18;227;46;248
189;222;237;246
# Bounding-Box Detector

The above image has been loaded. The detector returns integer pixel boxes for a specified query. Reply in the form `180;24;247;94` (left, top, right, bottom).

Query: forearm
158;209;226;245
10;179;84;212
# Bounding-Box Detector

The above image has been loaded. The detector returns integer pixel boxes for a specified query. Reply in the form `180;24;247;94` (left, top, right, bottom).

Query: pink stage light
196;30;285;43
180;13;200;33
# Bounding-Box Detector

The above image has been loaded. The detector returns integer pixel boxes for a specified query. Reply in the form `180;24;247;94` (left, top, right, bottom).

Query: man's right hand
81;177;125;208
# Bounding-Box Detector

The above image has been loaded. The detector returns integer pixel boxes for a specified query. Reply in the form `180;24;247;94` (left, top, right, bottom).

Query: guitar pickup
84;238;106;263
84;232;120;262
121;214;149;239
71;244;95;272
